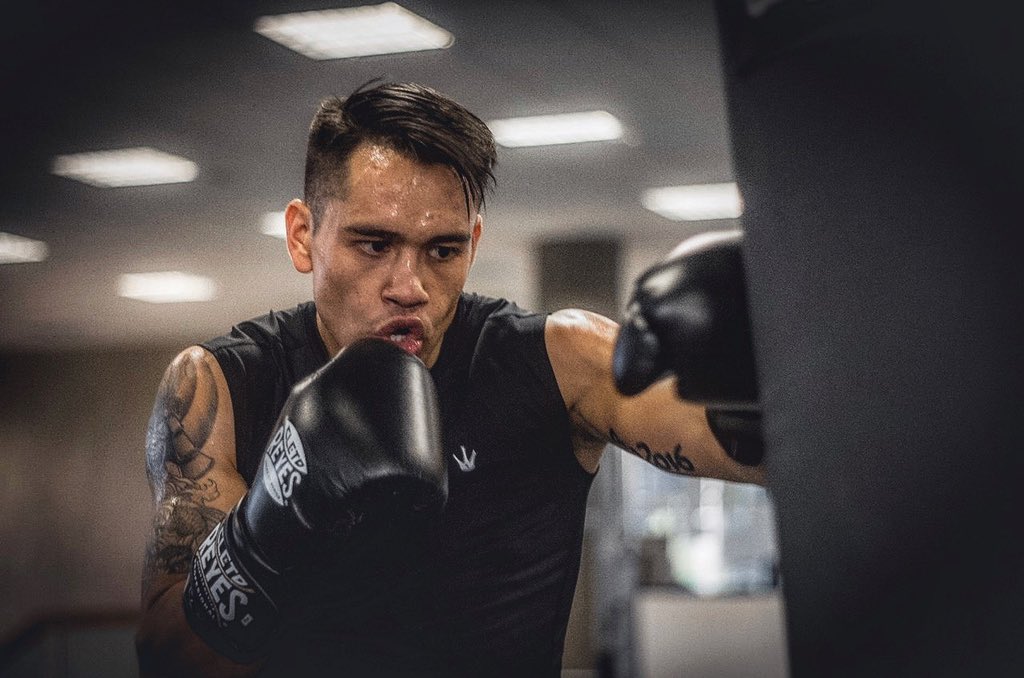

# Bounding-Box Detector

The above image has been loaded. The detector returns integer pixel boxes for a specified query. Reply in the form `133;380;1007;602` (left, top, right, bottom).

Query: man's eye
430;245;461;261
357;241;389;255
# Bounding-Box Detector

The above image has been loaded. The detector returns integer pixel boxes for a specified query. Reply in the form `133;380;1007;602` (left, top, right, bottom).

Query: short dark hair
303;81;497;228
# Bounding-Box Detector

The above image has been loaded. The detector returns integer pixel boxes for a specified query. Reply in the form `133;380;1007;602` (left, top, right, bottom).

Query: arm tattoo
142;355;227;592
609;427;696;475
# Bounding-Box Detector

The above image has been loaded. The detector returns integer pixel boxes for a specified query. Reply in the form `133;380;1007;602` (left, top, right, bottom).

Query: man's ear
285;199;314;273
468;214;483;268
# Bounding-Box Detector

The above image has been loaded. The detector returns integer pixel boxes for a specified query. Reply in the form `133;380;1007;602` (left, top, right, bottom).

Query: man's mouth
376;318;425;356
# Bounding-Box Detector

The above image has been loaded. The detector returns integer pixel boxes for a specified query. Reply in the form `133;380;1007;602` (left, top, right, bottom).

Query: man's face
286;142;481;368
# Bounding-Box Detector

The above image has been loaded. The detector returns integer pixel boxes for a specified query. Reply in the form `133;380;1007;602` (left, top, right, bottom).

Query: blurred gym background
0;1;785;676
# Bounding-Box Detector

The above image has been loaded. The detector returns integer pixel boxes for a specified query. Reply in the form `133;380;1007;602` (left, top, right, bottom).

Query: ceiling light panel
254;3;454;60
52;147;198;188
488;111;624;147
0;232;49;264
641;182;744;221
118;271;217;304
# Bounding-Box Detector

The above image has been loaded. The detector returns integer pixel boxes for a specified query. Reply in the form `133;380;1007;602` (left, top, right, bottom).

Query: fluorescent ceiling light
641;182;743;221
0;232;49;264
488;111;623;148
260;211;287;238
52;147;198;188
254;2;454;60
118;271;217;304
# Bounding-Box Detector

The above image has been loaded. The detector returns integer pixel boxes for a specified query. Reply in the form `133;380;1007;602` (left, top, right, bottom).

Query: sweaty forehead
342;144;466;212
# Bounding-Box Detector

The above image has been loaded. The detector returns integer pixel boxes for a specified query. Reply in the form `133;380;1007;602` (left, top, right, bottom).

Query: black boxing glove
182;338;446;662
613;230;764;465
614;229;757;403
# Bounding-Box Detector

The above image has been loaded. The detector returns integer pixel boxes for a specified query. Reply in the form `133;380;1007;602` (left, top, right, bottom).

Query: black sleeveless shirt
201;293;595;676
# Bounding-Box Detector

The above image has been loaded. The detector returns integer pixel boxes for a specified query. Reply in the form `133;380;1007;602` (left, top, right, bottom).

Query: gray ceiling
0;0;738;351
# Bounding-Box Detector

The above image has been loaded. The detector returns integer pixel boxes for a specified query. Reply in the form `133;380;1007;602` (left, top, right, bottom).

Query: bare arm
136;346;258;677
546;309;765;486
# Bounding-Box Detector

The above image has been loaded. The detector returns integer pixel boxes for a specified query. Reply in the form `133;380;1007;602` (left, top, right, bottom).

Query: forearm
610;424;765;486
608;381;766;486
136;579;262;678
607;403;767;485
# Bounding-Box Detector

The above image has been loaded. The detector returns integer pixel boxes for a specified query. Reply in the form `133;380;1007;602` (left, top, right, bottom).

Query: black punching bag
714;1;1024;675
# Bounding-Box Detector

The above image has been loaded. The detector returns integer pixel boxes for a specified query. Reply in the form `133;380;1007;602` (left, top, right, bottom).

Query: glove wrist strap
182;508;281;663
706;407;765;467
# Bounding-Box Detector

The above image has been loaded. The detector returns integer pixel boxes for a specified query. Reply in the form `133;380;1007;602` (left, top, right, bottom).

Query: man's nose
383;252;429;308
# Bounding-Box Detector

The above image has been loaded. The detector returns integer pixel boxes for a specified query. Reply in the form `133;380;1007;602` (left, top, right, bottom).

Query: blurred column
536;236;635;678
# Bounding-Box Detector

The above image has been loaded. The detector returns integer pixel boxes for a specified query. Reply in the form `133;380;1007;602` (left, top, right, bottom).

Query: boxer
136;82;764;677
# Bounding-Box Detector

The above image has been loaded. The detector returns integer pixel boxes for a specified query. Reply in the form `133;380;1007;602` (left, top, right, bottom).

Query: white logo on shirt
453;445;477;472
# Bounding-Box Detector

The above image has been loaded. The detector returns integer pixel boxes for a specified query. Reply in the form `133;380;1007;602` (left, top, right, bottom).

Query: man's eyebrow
344;226;398;239
427;233;473;245
343;225;471;245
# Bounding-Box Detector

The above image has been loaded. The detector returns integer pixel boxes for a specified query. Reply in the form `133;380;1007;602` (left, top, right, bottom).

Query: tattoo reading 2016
609;428;695;475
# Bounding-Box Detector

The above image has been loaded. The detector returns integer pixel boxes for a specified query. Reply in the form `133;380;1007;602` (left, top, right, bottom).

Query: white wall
634;591;789;678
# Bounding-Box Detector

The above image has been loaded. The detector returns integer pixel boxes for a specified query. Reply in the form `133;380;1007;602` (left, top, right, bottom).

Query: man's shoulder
457;292;545;336
201;301;317;355
451;293;557;384
457;292;521;323
198;301;327;397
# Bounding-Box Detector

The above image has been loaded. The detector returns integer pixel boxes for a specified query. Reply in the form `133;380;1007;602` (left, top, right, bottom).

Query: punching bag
714;1;1024;675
